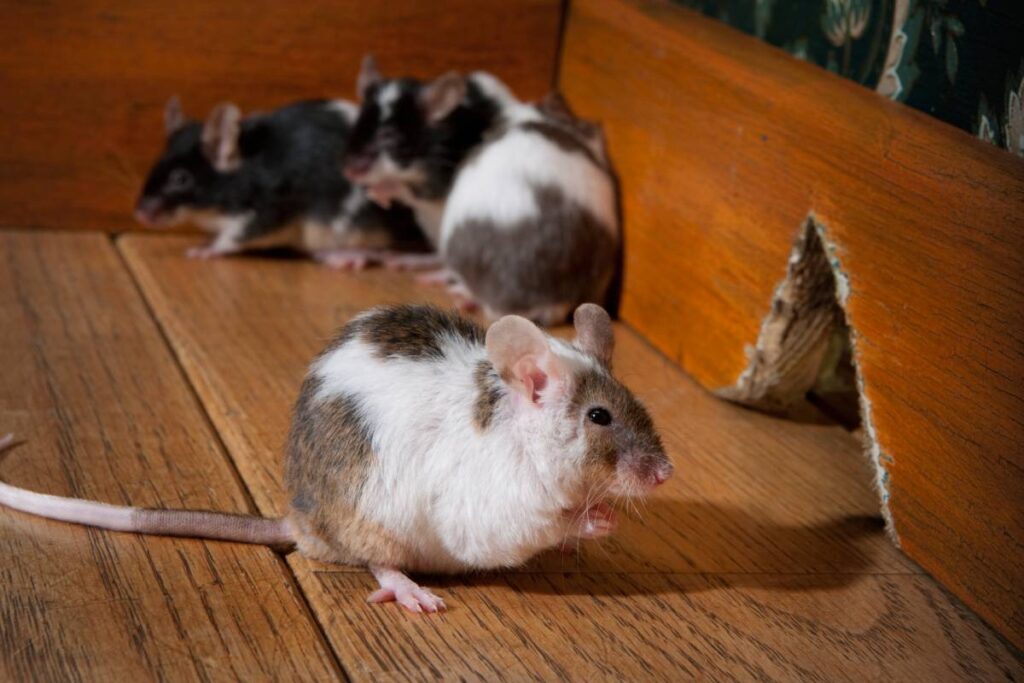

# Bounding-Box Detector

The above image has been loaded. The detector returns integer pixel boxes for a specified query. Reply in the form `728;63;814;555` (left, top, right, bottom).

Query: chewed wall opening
716;217;896;538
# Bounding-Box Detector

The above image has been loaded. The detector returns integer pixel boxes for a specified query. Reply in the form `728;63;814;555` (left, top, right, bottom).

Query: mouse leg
367;566;446;614
313;248;378;271
415;268;458;287
381;252;444;272
446;281;480;313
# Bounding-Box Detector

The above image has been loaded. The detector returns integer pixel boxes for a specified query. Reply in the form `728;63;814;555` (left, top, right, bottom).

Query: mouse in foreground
0;304;672;613
344;57;620;325
134;97;429;268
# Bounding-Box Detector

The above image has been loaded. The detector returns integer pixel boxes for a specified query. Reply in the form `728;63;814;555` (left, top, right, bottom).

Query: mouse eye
587;407;612;426
166;168;194;193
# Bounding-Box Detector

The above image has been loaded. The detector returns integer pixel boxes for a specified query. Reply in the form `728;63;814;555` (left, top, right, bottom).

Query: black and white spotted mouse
0;304;671;613
343;58;620;324
135;97;428;268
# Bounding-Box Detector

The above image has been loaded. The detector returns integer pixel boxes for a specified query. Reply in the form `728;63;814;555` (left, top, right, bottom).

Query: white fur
468;71;519;111
327;99;359;124
377;82;403;120
439;107;618;248
311;325;597;573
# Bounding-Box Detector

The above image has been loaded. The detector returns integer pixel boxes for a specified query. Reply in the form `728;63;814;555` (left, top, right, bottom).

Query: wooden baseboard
560;0;1024;646
0;0;562;232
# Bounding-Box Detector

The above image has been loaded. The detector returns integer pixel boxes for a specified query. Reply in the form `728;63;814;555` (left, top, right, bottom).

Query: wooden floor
2;230;1020;681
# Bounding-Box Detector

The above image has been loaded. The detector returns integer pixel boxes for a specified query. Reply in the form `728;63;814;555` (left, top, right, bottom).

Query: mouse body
0;304;672;613
344;59;620;324
135;97;428;267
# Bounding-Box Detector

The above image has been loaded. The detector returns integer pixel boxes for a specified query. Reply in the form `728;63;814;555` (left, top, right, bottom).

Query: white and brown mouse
135;97;429;268
0;304;671;613
344;57;620;325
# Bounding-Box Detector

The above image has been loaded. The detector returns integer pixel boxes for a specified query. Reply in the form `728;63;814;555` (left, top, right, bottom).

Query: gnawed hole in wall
716;217;896;537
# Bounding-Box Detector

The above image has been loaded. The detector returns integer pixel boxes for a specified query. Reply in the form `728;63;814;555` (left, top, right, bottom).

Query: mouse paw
382;252;443;272
568;501;618;539
314;249;375;271
186;244;231;260
368;566;446;614
446;281;479;312
415;268;458;286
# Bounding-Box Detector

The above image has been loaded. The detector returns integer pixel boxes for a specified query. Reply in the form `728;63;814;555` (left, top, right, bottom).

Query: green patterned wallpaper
673;0;1024;157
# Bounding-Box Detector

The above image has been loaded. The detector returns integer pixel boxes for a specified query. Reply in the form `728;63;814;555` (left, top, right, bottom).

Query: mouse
135;96;429;268
344;57;620;325
0;303;672;613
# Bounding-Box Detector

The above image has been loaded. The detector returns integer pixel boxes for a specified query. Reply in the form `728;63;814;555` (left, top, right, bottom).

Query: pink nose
651;462;673;486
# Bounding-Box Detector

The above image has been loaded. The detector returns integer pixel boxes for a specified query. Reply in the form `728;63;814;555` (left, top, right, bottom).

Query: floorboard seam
111;233;352;682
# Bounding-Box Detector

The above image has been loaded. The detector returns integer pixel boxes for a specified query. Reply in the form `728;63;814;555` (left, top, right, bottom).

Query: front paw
365;180;402;209
568;501;618;539
186;244;230;260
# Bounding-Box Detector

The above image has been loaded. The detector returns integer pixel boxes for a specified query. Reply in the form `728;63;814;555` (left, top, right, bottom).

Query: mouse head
343;55;501;199
134;97;246;227
485;304;673;498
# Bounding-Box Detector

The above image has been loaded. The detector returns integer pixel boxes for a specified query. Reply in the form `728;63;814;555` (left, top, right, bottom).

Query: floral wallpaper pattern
673;0;1024;156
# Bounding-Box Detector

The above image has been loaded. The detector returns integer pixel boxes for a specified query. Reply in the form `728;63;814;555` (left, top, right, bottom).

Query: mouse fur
0;304;671;613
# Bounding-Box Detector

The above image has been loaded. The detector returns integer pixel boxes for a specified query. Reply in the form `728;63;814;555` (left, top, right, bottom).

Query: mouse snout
649;460;674;487
343;156;374;181
133;196;164;227
615;452;674;495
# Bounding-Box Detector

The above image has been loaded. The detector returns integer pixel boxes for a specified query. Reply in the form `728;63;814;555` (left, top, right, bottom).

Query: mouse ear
165;96;185;136
201;102;242;172
537;90;576;121
358;54;382;101
419;71;466;125
486;315;564;406
573;304;614;368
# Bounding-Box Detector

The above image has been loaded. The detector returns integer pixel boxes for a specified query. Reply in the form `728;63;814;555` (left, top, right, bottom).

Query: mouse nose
344;157;373;181
650;461;673;487
133;197;163;226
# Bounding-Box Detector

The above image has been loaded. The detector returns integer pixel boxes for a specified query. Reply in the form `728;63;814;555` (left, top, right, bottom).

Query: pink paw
446;281;479;312
416;268;457;286
382;253;443;272
369;566;446;614
572;501;618;539
368;585;447;614
185;245;229;260
365;181;402;209
314;249;372;271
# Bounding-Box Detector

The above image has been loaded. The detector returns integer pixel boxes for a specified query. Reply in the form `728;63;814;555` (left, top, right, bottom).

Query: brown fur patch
571;370;665;469
518;120;604;168
473;360;504;430
285;376;385;563
445;185;617;320
358;304;485;359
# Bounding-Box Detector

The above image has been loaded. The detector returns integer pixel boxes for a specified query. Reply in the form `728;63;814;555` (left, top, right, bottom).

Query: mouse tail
0;434;294;550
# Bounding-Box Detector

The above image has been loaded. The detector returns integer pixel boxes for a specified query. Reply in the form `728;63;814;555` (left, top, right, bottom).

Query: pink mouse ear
201;102;242;172
358;54;382;100
485;315;561;405
419;71;466;125
165;96;185;136
573;304;614;368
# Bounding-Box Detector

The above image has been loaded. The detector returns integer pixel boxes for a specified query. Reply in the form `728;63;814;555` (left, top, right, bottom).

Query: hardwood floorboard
119;233;1022;679
0;231;342;681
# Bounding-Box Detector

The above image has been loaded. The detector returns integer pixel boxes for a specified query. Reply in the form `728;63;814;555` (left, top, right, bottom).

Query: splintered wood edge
715;216;895;540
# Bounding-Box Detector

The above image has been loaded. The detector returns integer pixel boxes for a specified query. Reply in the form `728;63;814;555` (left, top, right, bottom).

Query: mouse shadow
427;498;890;599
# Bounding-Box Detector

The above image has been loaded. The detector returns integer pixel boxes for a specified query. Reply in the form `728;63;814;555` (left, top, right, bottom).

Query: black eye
587;407;612;426
166;168;193;193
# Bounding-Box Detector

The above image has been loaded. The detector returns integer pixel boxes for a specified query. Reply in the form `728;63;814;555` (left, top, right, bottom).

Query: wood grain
119;233;1021;679
560;0;1024;645
0;0;562;232
0;231;341;681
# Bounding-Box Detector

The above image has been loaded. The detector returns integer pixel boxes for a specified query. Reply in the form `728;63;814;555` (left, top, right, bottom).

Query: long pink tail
0;434;294;550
